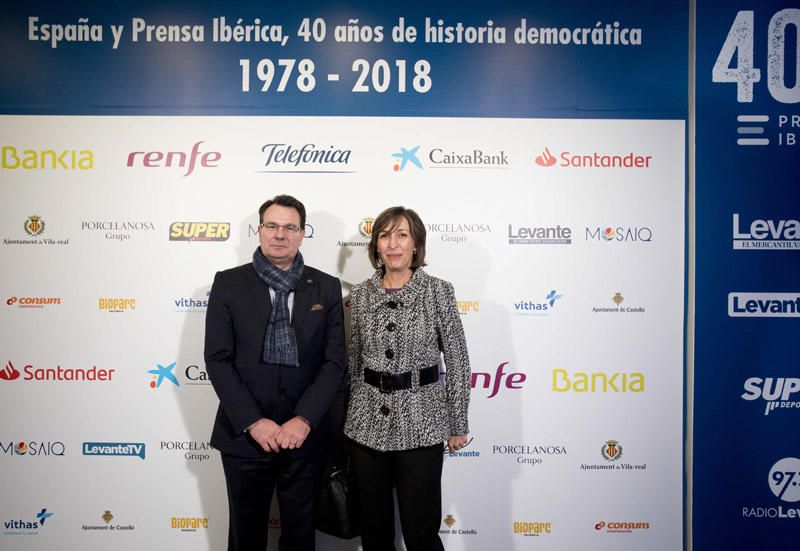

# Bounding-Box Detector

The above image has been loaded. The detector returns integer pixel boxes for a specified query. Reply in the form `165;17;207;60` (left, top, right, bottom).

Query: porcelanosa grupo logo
533;146;652;168
81;220;156;242
426;222;492;245
125;141;221;177
732;213;800;250
741;376;800;416
259;143;352;172
742;457;800;520
391;146;423;171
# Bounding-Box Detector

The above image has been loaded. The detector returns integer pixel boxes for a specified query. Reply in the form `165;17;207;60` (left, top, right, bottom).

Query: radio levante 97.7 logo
742;457;800;520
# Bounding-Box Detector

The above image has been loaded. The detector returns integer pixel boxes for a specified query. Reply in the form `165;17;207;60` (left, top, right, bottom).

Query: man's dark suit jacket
204;262;346;458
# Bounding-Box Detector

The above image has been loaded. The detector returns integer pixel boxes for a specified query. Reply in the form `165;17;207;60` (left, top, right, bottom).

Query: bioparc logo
2;508;54;536
513;521;552;536
0;360;114;382
533;146;652;168
513;290;563;316
742;457;800;520
259;143;352;173
391;146;423;171
6;296;61;309
732;213;800;250
728;293;800;317
169;222;230;242
98;298;136;313
741;376;800;416
0;440;65;457
471;361;526;398
456;300;480;315
126;141;221;177
171;517;209;532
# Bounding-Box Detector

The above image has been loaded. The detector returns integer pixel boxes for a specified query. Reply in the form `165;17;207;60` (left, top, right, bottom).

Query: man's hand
248;418;282;453
277;416;311;450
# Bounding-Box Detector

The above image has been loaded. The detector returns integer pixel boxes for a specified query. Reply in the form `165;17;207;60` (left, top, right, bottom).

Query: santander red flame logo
535;147;557;167
1;361;21;381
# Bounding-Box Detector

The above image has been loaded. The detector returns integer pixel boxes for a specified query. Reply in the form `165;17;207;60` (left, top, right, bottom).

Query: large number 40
712;9;799;104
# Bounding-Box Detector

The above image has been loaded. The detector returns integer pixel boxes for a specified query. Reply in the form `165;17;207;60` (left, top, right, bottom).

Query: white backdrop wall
1;115;684;549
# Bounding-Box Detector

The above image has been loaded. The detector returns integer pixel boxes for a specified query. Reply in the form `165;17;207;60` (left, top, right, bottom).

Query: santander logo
535;147;557;167
1;361;21;381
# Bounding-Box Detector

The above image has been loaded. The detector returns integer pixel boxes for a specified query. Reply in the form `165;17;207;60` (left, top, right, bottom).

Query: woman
345;206;471;551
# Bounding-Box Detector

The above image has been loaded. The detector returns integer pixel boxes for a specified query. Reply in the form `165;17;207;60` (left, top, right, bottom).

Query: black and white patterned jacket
344;268;470;451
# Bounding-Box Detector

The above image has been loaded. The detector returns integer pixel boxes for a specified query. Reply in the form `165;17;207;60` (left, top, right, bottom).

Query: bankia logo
471;362;526;398
259;143;352;173
0;361;114;382
533;146;652;168
585;226;653;243
514;290;563;316
169;222;230;242
0;440;65;457
728;293;800;317
391;146;423;171
3;145;94;170
508;223;572;245
552;369;645;393
428;147;509;169
6;296;62;309
82;442;146;459
2;508;54;536
126;141;221;177
742;457;800;520
741;377;800;416
732;213;800;249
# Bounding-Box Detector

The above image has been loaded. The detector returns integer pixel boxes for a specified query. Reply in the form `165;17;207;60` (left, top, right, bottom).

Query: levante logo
732;213;800;249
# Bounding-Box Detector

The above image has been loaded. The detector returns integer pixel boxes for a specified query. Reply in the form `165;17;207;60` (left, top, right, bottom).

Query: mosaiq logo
732;213;800;249
585;226;653;243
0;440;65;457
741;376;800;416
533;146;652;168
259;143;352;172
126;141;221;177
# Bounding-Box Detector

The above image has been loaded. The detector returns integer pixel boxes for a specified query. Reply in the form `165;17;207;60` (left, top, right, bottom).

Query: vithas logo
1;361;20;381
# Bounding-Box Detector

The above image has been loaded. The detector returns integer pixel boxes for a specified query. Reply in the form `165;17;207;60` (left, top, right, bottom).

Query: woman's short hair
367;206;427;272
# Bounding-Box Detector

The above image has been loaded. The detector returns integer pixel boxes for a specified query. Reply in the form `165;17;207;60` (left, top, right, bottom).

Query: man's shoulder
215;262;255;280
303;265;341;289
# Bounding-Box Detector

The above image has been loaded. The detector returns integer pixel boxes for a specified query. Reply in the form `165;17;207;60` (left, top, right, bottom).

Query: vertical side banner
695;1;800;549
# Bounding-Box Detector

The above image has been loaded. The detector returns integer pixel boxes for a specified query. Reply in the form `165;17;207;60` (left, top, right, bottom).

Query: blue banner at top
0;0;687;118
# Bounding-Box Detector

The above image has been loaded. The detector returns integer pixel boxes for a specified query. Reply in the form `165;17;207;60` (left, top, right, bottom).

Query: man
205;195;346;551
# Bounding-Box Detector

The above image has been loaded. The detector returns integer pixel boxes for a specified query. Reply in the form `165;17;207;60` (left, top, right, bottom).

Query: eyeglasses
259;222;302;234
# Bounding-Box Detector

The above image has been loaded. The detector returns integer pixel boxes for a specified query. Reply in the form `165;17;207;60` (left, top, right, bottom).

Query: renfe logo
728;293;800;317
471;362;526;398
126;141;221;177
732;213;800;249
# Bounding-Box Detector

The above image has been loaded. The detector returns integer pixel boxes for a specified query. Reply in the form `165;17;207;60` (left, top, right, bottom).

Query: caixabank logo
741;376;800;416
742;457;800;520
2;508;54;536
148;362;211;389
0;360;114;383
169;222;230;242
534;146;652;168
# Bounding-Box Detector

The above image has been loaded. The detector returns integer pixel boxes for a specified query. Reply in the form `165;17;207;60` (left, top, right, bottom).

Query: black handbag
315;457;359;539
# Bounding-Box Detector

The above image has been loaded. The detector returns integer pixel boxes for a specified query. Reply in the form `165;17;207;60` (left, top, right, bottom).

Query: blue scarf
252;247;304;367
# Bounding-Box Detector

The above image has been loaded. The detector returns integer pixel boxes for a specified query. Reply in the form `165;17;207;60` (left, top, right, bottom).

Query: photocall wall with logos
694;1;800;550
0;2;687;550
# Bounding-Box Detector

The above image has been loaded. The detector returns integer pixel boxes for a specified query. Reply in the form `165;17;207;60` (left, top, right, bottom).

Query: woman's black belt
364;365;439;394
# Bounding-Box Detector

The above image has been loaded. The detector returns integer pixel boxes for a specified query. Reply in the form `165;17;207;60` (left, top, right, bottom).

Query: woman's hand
447;435;469;452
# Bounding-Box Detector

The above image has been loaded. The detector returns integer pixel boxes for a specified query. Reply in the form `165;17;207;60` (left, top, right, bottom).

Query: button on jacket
345;269;470;451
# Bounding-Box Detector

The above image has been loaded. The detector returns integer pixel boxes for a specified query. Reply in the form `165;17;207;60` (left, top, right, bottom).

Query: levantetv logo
732;213;800;249
728;293;800;317
82;442;146;459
